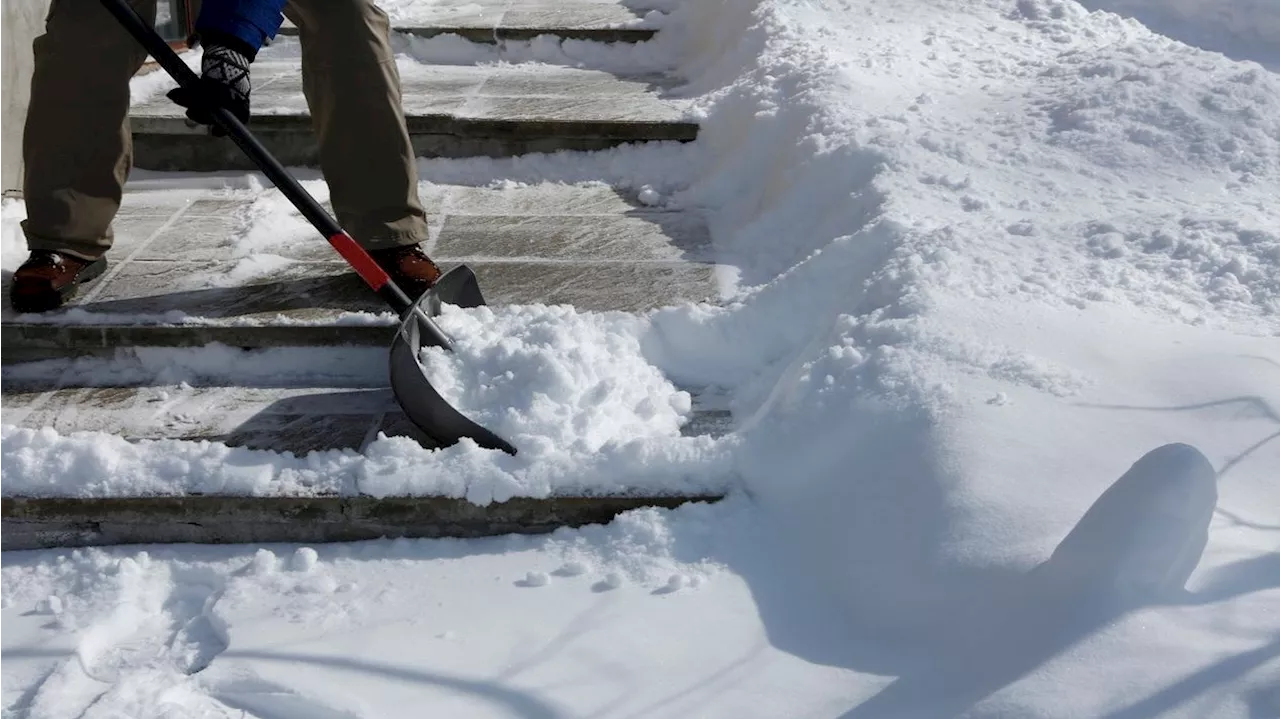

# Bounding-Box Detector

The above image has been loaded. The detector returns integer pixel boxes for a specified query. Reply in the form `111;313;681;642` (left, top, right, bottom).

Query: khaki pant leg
283;0;427;250
22;0;157;261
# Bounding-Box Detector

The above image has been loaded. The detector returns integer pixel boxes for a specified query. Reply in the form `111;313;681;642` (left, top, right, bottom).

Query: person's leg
11;0;157;311
21;0;157;261
282;0;428;252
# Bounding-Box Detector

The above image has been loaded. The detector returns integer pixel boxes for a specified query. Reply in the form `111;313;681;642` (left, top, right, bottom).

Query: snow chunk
517;571;550;588
554;561;590;577
291;547;320;573
36;595;63;615
594;573;625;592
637;185;663;206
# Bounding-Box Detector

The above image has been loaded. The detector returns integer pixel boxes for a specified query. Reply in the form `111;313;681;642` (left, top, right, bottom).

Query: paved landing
1;181;720;358
130;54;696;171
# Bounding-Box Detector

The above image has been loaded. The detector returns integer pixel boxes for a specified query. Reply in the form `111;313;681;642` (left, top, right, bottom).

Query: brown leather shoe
368;244;442;302
9;250;109;313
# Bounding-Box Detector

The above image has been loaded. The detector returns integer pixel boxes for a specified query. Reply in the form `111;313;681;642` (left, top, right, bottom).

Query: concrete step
279;0;659;44
1;182;721;360
0;380;734;455
130;55;696;171
1;494;724;551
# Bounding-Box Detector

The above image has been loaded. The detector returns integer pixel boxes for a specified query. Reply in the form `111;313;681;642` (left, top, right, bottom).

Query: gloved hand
167;39;252;137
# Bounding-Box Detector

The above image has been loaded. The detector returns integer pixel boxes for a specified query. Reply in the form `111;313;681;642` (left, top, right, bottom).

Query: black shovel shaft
99;0;414;316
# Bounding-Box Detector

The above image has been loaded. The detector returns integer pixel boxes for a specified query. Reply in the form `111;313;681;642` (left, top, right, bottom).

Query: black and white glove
167;37;253;137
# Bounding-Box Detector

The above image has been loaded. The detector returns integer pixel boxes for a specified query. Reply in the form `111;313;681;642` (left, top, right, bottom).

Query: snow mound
419;304;692;456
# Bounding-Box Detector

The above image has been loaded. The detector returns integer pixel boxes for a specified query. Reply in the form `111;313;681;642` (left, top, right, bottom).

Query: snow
2;197;29;271
4;498;880;719
289;547;319;573
387;31;679;75
1077;0;1280;69
517;570;550;587
416;304;695;457
6;0;1280;714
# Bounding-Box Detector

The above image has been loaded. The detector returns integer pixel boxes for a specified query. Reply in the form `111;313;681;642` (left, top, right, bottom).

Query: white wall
2;0;53;197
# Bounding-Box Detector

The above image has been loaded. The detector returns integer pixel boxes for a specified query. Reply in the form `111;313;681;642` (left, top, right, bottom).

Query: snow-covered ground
1076;0;1280;69
4;0;1279;715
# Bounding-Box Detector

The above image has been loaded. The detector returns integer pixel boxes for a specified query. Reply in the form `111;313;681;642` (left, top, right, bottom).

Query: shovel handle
99;0;415;316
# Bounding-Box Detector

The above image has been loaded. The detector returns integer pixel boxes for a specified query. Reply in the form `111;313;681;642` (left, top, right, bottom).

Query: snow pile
1077;0;1280;68
127;46;202;106
419;304;694;455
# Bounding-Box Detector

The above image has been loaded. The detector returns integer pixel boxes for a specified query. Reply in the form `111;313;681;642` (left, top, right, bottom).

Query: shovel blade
434;263;488;310
388;265;517;455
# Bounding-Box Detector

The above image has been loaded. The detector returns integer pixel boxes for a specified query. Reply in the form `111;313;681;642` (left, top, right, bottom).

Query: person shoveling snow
11;0;522;453
10;0;441;313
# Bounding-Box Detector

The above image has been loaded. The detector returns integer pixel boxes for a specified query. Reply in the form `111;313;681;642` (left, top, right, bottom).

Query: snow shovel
102;0;517;455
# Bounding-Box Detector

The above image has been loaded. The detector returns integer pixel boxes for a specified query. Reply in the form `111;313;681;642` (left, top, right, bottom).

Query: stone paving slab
277;0;656;44
1;494;726;550
1;182;720;358
130;61;696;171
